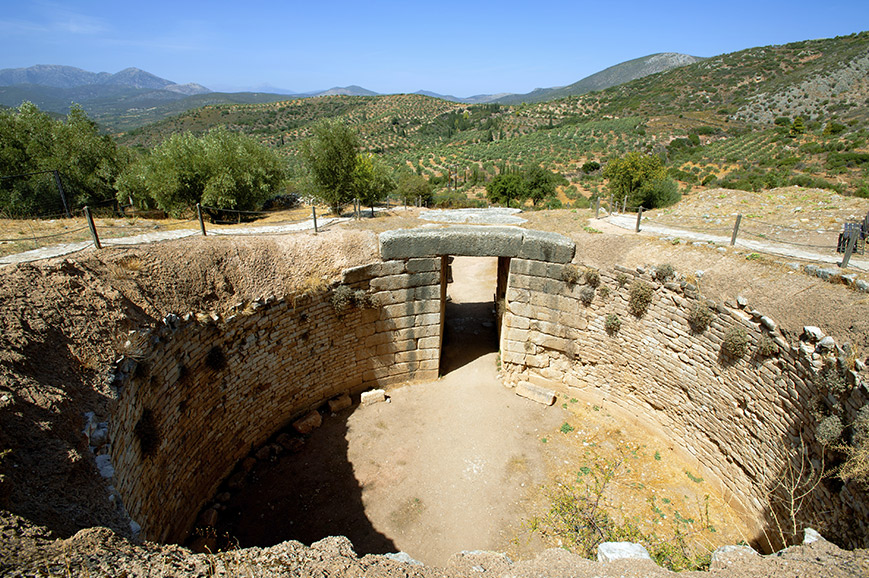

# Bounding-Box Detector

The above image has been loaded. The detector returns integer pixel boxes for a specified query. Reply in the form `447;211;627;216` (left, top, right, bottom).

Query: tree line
1;101;680;219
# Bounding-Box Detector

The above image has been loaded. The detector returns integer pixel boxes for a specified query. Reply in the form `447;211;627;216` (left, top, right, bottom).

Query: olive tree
300;119;359;214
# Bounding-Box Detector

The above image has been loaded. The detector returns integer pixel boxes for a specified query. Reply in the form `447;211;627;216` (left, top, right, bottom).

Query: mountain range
0;54;701;130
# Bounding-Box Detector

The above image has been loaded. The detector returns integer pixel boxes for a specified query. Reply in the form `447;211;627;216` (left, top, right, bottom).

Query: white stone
361;389;386;406
515;381;556;406
95;454;114;479
802;326;824;342
596;541;652;562
803;527;826;544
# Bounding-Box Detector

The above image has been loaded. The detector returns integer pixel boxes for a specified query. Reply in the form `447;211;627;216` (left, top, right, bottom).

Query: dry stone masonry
104;225;868;553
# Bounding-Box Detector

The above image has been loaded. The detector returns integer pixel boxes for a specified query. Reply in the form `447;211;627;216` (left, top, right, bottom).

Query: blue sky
1;1;867;97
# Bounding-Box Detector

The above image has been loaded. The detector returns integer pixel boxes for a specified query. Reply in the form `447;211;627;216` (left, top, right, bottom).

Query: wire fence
0;196;407;261
604;199;868;267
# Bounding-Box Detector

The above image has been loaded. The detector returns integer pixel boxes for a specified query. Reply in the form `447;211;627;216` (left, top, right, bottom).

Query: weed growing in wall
331;285;378;313
584;269;601;288
721;326;749;360
605;314;621;336
616;272;629;287
756;335;779;358
562;264;581;285
579;286;595;305
688;303;715;333
654;264;676;283
628;280;654;317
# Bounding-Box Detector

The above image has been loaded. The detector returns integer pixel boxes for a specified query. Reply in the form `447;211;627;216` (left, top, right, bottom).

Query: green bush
817;415;843;446
721;326;750;359
605;314;621;335
688;303;714;333
654;264;676;283
628;281;654;317
756;334;778;357
562;264;581;285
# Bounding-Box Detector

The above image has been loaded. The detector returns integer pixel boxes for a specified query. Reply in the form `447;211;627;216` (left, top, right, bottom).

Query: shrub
581;160;601;174
599;286;611;300
628;281;654;317
605;314;621;335
579;286;595;305
817;415;843;446
756;335;779;357
584;269;601;288
616;272;629;287
721;326;750;359
654;264;676;283
688;302;714;333
332;285;377;312
562;264;581;285
331;285;355;312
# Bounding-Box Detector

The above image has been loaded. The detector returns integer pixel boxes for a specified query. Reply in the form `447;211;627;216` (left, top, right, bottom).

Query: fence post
83;206;101;249
623;197;627;213
594;197;600;219
609;194;614;214
196;203;207;236
312;205;318;234
731;214;742;246
841;230;858;269
53;170;71;218
635;207;643;233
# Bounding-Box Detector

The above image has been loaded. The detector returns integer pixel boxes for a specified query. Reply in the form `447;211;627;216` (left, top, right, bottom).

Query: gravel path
0;217;344;266
607;213;869;272
419;208;526;225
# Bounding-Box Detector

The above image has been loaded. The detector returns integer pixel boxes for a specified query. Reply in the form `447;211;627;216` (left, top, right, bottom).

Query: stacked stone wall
110;258;441;543
500;258;869;547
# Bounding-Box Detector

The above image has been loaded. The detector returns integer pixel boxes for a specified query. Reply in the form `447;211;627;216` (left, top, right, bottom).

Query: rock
802;326;824;342
711;544;759;565
255;446;272;461
90;425;108;448
227;471;246;490
515;381;556;405
241;457;256;472
361;389;386;406
596;541;652;562
736;296;748;308
198;508;218;527
856;279;869;293
804;527;826;544
276;433;305;452
328;393;352;413
856;359;866;372
695;270;704;279
817;336;836;352
293;410;323;434
95;454;114;479
383;552;424;566
760;316;777;332
215;492;231;503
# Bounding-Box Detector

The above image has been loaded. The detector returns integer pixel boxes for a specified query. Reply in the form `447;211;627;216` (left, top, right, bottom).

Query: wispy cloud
0;3;109;36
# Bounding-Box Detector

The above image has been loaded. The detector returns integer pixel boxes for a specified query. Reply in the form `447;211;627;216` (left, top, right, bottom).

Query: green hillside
116;32;869;200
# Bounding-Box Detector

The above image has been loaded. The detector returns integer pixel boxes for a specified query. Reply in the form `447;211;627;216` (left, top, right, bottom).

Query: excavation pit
6;226;864;574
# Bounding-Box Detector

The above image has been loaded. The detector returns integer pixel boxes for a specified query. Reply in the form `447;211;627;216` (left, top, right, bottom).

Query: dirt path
216;257;567;566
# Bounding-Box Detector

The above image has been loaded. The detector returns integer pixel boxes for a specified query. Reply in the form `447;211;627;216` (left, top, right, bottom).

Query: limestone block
328;393;352;413
406;258;440;273
361;389;386;405
597;541;652;562
293;410;323;435
515;381;556;405
500;350;526;366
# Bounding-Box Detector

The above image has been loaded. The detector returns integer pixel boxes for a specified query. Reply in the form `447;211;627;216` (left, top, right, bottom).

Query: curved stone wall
110;258;443;543
107;226;867;550
499;258;869;548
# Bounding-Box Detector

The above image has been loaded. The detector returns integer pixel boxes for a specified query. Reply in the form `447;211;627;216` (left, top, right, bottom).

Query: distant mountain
414;90;511;104
314;85;379;97
494;53;704;104
0;65;211;94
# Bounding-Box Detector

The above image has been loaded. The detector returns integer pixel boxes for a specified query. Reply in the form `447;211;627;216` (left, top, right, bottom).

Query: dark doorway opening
439;256;502;374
